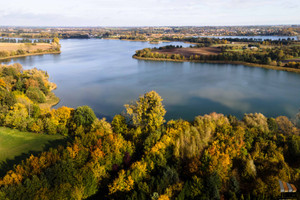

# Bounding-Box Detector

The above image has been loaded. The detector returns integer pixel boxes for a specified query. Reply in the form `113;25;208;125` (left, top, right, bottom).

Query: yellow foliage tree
158;194;170;200
51;106;73;126
0;78;6;88
109;170;134;194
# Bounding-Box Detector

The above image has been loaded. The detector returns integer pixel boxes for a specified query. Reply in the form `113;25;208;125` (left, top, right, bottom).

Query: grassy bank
0;127;64;162
133;55;300;73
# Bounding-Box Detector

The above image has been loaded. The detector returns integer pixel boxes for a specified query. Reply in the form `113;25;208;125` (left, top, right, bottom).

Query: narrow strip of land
0;42;61;61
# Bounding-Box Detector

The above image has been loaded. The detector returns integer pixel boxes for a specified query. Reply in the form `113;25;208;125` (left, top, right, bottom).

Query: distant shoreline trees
134;44;300;69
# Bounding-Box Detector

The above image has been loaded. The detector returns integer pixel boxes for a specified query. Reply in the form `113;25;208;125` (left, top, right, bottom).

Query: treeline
1;33;60;39
284;62;300;69
0;38;52;43
160;36;297;46
101;33;147;41
0;90;299;200
161;37;229;47
134;48;186;60
216;38;295;46
0;47;60;59
0;49;28;58
119;35;147;41
61;34;90;39
156;45;183;50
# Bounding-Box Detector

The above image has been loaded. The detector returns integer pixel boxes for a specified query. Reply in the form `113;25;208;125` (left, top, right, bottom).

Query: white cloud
0;0;299;26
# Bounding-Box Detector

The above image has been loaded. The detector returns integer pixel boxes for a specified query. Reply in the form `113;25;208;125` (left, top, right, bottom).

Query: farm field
154;47;221;57
0;43;54;53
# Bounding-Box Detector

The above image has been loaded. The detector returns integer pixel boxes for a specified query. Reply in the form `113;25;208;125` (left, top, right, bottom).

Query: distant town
0;25;299;40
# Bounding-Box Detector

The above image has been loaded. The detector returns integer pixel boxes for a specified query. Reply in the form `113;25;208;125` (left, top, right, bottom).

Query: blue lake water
1;39;300;121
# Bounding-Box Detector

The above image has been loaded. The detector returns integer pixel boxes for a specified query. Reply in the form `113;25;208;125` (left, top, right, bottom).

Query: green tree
206;172;221;200
277;50;284;59
25;87;46;103
112;114;128;134
229;176;240;194
266;57;272;65
0;89;16;107
125;91;166;133
73;105;96;128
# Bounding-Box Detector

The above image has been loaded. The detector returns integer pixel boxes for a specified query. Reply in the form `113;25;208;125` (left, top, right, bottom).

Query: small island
133;38;300;73
0;37;61;61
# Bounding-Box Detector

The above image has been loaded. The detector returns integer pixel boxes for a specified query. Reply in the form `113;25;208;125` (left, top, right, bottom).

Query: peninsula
133;38;300;73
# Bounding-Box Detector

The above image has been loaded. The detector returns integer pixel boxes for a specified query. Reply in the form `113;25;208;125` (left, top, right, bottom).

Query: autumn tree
125;91;166;133
53;37;60;45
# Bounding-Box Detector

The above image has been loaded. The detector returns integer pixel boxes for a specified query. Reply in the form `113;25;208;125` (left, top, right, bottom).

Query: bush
16;49;25;55
0;50;10;57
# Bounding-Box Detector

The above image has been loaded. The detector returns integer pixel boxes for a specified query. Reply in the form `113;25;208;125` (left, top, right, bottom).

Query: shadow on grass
0;136;71;177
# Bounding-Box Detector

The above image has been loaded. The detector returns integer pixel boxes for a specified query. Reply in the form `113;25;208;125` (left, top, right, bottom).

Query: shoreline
133;56;300;73
39;83;60;110
0;52;61;109
0;51;61;62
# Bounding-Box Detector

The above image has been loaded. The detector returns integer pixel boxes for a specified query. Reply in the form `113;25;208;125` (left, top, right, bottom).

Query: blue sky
0;0;299;26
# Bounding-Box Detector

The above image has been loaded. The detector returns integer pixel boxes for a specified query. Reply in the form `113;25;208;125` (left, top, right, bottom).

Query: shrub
16;49;25;55
0;50;10;57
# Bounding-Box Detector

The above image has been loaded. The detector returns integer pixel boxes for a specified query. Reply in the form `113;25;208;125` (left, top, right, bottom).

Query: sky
0;0;299;27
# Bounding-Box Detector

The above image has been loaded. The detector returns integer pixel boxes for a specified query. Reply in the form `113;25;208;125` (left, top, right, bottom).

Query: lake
2;39;300;121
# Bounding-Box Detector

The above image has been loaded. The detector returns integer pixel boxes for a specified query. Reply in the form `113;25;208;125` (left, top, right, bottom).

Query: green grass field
0;127;64;162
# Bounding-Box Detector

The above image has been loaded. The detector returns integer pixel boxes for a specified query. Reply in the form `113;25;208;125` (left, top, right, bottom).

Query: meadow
0;127;64;162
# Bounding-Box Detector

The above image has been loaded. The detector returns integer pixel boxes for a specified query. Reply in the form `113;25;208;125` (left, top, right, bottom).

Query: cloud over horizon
0;0;299;26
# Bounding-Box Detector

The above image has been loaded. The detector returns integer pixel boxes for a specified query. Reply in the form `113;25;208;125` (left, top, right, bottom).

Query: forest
0;64;299;199
0;38;52;44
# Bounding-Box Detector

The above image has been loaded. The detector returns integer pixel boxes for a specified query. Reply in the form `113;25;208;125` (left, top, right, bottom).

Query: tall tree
125;91;166;133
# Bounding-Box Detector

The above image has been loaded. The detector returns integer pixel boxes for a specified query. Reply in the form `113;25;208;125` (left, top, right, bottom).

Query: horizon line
1;24;300;29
